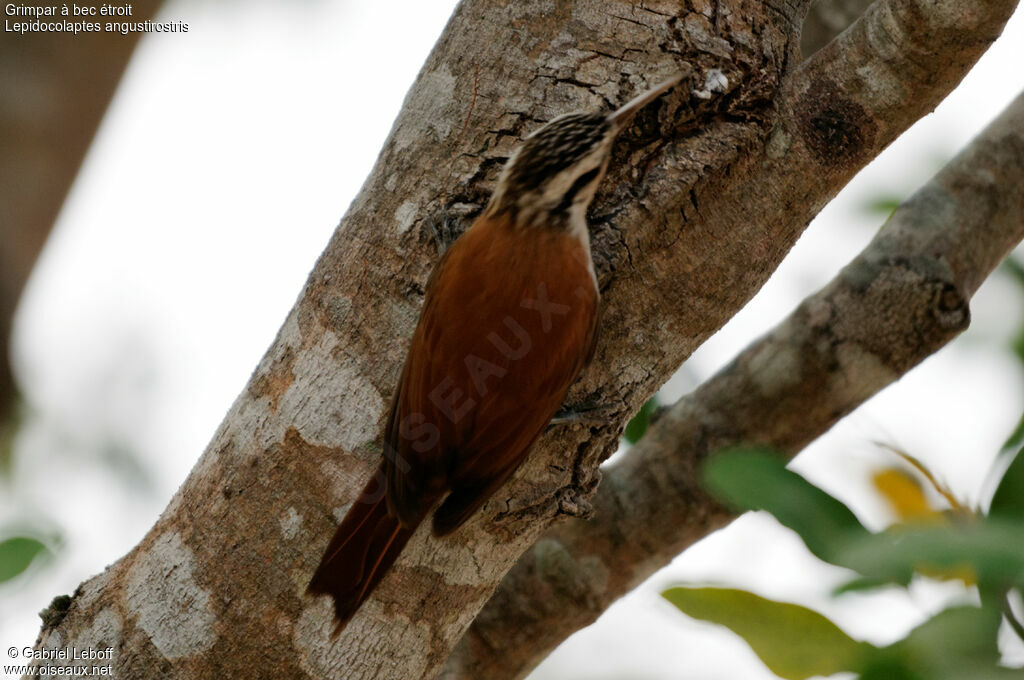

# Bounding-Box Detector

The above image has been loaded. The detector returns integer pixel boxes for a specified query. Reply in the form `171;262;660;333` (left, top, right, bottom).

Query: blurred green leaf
832;576;894;596
1000;254;1024;288
702;448;870;567
837;521;1024;592
1001;256;1024;367
0;395;25;478
863;196;903;217
0;536;48;583
858;660;920;680
0;419;13;479
663;586;872;679
857;646;924;680
858;650;1019;680
623;397;658;445
1012;329;1024;367
990;445;1024;522
861;605;1020;680
1000;413;1024;453
897;605;1001;667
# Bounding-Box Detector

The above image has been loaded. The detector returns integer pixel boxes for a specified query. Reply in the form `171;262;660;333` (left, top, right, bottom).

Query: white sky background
3;1;1024;677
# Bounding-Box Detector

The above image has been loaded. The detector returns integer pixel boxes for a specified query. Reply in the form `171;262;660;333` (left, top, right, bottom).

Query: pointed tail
307;470;417;635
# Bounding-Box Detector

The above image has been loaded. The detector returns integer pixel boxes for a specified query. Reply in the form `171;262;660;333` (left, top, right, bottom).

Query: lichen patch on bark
394;65;458;150
124;532;216;659
279;330;384;450
280;507;304;540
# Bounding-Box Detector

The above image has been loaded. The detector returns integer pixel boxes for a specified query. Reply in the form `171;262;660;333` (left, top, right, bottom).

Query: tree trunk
22;0;1019;678
0;3;163;426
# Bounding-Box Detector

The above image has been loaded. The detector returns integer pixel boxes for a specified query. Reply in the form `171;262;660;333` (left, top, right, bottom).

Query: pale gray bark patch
280;507;304;540
394;66;458;150
281;330;385;450
294;594;433;679
394;200;420;234
124;533;216;659
74;609;123;663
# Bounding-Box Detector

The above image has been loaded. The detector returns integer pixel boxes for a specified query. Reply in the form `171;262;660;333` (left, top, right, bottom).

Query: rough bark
22;0;1017;679
802;0;875;56
0;3;162;425
447;87;1024;680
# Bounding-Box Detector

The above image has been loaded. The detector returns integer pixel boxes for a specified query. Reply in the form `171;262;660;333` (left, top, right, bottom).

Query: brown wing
382;216;599;532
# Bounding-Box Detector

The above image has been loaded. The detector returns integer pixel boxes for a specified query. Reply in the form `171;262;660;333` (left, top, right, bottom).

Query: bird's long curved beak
607;73;683;128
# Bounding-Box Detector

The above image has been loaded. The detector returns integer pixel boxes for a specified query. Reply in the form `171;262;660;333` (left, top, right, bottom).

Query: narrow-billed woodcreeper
308;75;682;633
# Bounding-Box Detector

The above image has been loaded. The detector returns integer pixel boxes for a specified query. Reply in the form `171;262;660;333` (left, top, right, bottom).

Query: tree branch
802;0;875;57
447;86;1024;680
0;6;161;426
22;0;1017;678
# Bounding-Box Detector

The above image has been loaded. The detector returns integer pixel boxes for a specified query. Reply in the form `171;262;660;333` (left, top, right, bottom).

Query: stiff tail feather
307;471;417;636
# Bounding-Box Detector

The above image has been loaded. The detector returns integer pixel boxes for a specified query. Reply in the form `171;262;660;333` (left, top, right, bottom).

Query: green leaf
662;586;872;679
898;605;1001;665
857;653;921;680
864;196;903;217
0;396;24;479
1000;412;1024;453
990;445;1024;522
0;536;48;583
831;576;893;596
702;448;870;567
1001;256;1024;368
1000;254;1024;288
623;397;658;444
837;521;1024;592
859;606;1016;680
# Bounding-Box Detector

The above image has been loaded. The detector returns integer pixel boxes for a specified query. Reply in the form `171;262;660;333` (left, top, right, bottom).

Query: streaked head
487;74;682;228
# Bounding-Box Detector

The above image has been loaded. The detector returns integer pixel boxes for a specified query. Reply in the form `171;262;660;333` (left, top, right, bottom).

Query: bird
308;74;682;634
